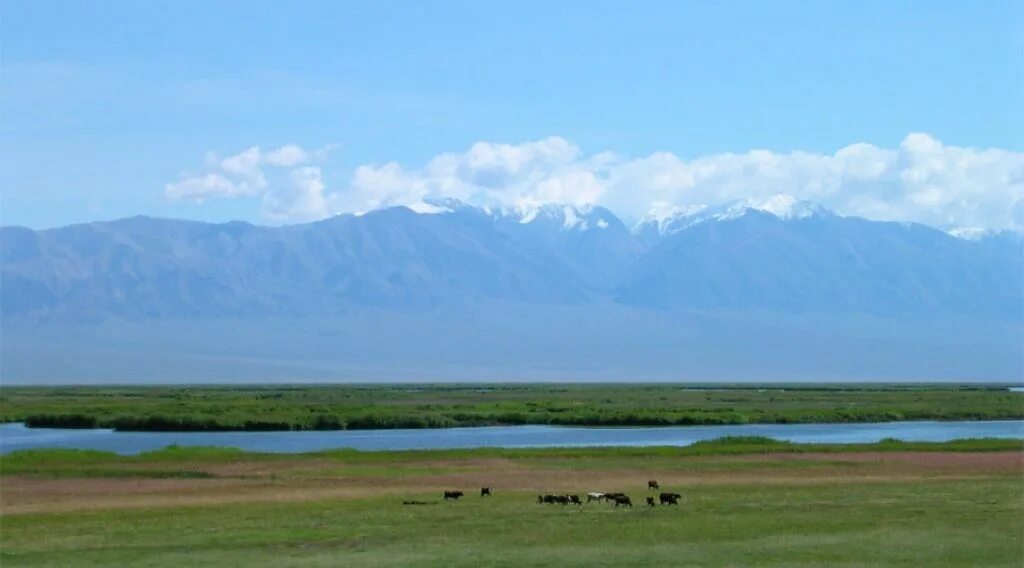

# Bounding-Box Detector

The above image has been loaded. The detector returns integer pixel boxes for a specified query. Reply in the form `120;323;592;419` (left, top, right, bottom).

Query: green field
2;384;1022;431
1;438;1022;567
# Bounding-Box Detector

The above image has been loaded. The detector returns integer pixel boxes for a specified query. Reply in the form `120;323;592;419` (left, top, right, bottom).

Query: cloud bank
166;134;1024;230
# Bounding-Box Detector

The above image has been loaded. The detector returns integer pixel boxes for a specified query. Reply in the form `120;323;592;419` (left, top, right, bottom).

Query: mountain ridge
2;196;1020;324
3;198;1020;382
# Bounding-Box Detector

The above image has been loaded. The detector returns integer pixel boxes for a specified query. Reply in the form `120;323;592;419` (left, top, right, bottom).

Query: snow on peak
510;203;612;231
722;194;828;221
415;195;829;236
407;200;453;214
947;228;1024;246
633;204;707;236
561;205;584;230
947;227;992;241
635;195;831;237
747;194;825;219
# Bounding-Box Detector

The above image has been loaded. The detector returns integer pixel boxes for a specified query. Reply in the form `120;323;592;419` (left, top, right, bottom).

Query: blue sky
2;1;1021;229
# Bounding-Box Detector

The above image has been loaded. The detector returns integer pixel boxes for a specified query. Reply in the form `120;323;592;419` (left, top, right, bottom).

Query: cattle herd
426;480;682;509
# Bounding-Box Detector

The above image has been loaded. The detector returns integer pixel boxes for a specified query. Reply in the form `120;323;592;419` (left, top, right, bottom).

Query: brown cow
648;480;660;490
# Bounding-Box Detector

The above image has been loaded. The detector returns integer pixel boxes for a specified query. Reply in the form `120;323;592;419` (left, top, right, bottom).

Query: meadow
1;438;1021;567
2;384;1022;431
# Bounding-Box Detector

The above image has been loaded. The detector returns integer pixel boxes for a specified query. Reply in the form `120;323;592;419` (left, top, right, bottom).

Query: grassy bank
2;384;1022;431
1;438;1021;567
2;437;1022;477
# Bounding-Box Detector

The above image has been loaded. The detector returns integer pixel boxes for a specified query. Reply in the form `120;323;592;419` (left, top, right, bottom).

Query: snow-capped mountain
3;195;1017;322
424;197;621;232
634;194;832;245
3;198;1020;382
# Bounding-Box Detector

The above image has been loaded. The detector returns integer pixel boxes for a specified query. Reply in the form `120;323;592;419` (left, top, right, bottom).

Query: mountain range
1;196;1021;383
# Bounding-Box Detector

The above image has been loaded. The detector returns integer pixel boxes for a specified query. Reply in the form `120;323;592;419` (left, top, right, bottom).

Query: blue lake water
1;420;1021;455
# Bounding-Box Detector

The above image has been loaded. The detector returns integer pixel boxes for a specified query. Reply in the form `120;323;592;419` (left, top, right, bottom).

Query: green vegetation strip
1;384;1022;431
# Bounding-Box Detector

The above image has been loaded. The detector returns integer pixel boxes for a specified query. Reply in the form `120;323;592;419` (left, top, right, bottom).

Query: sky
2;1;1022;230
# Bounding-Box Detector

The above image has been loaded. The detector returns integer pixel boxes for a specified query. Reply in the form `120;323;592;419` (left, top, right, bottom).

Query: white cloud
165;144;317;203
263;144;310;167
263;167;329;222
218;146;265;186
167;135;1024;230
165;173;253;202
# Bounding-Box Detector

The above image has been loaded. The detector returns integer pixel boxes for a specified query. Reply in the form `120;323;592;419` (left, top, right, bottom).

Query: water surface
1;420;1021;455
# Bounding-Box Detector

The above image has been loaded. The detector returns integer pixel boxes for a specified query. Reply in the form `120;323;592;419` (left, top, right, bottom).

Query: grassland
1;438;1022;567
2;384;1022;431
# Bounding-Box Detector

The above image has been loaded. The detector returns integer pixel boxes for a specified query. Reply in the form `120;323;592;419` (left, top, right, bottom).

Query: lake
1;420;1022;455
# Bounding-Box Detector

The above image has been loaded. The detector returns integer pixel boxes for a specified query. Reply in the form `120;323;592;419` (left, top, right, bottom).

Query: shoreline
5;415;1024;433
8;414;1024;433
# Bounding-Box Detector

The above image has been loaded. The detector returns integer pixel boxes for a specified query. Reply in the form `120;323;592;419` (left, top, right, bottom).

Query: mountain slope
619;210;1021;317
2;199;1020;322
0;204;644;321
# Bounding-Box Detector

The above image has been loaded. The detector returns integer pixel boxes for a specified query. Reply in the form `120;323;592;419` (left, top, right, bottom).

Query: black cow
648;480;660;490
613;495;633;507
481;487;492;497
646;496;656;507
443;490;464;501
567;495;582;505
659;492;681;505
604;492;625;503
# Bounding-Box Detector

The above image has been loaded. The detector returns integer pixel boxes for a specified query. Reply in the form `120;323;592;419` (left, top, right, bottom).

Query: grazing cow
481;487;492;497
604;492;627;505
659;492;681;505
567;495;582;505
648;480;660;490
586;492;605;503
646;496;656;507
613;495;633;507
443;490;464;501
